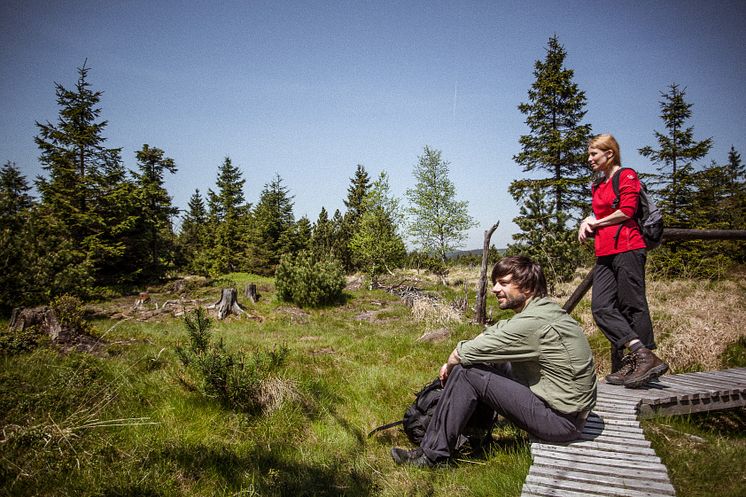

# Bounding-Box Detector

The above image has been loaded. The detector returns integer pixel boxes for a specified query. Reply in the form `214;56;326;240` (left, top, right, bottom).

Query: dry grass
556;270;746;375
410;297;462;325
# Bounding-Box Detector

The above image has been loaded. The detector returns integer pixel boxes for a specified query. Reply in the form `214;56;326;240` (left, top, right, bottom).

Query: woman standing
578;134;668;388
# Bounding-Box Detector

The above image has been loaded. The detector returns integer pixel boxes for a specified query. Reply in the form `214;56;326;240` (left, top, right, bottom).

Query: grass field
1;267;745;496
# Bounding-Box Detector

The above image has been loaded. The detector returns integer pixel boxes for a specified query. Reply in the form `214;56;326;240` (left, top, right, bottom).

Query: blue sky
2;0;745;249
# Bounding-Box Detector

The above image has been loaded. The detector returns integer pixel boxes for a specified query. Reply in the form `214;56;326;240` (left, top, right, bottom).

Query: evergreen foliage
638;83;713;226
351;172;407;286
246;174;296;275
204;157;251;276
178;189;210;274
0;162;34;312
133;144;178;278
275;250;346;307
509;36;591;285
176;308;290;413
339;164;372;271
512;35;593;219
406;146;475;263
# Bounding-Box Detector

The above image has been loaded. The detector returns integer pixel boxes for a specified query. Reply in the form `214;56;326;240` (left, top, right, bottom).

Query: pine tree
247;174;295;275
512;35;593;221
350;172;406;286
406;146;475;263
639;83;713;226
133;144;178;277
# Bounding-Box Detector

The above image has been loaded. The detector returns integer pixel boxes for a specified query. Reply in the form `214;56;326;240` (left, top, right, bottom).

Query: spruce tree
509;36;591;284
512;35;593;220
406;146;475;263
133;144;178;277
350;172;406;286
340;164;372;271
247;174;295;275
34;63;134;292
179;189;209;273
0;162;35;311
639;83;713;226
205;157;250;275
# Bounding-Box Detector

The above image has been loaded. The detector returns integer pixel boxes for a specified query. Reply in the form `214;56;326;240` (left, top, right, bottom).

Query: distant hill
447;248;507;259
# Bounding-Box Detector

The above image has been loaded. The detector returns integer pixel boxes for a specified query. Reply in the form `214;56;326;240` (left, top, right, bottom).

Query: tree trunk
209;288;246;320
244;283;260;303
474;222;499;325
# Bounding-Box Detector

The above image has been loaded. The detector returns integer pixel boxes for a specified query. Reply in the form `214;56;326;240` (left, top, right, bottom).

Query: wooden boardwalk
520;367;746;497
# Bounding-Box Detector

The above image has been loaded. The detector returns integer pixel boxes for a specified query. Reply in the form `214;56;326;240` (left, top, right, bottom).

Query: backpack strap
367;419;403;438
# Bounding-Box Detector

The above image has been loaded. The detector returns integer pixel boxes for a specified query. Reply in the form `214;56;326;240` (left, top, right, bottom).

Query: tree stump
244;283;260;303
9;306;62;340
208;288;246;320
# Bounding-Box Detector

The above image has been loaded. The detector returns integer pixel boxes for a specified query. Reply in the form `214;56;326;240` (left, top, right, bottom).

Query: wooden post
475;222;499;325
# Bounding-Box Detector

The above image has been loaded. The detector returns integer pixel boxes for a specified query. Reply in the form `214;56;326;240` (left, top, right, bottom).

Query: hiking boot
623;347;669;389
390;447;440;468
605;353;636;385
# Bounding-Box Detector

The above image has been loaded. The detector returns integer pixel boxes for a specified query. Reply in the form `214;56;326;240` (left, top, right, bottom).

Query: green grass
0;274;529;496
2;270;744;496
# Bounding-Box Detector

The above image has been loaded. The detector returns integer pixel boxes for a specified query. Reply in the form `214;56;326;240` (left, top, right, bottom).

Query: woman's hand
578;217;596;243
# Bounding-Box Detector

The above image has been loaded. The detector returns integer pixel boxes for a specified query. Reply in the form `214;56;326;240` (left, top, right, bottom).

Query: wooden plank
531;452;669;472
531;459;671;481
577;432;652;447
532;443;662;462
528;467;676;494
521;369;746;497
524;474;675;497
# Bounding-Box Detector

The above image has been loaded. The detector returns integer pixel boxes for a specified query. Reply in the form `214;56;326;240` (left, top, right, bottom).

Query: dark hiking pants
591;249;655;371
420;364;586;462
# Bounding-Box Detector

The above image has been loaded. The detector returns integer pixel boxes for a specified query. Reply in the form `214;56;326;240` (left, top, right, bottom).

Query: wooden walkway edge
520;367;746;497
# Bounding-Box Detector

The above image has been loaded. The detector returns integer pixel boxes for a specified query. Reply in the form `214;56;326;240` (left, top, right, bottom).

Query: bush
275;251;345;308
176;308;290;413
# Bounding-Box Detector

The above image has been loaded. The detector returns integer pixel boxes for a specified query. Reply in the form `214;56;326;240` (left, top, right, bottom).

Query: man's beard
499;293;527;310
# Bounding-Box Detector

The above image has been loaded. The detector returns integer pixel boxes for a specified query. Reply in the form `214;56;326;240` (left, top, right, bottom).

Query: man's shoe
390;447;438;468
623;348;669;388
605;353;636;385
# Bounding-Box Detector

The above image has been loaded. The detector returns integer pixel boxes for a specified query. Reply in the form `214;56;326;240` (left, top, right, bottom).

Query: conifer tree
0;162;34;311
639;83;712;226
133;144;178;277
247;174;295;275
508;36;591;284
339;164;371;271
406;146;475;263
205;157;250;275
179;189;209;273
511;35;593;221
350;172;406;286
34;63;135;291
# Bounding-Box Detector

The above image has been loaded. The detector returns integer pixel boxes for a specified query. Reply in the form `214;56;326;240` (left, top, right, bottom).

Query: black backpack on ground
369;377;496;451
610;167;664;250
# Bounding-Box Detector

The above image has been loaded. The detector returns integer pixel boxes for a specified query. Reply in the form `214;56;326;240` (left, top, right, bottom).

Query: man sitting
392;255;597;467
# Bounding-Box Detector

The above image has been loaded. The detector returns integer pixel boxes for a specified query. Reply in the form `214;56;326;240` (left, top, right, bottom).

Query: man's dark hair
490;255;548;298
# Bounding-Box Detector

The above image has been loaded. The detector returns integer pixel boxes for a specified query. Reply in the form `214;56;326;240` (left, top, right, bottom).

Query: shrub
176;308;290;413
275;251;345;308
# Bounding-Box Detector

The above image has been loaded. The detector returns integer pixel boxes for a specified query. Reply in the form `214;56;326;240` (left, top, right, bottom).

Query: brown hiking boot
623;347;669;388
605;353;636;385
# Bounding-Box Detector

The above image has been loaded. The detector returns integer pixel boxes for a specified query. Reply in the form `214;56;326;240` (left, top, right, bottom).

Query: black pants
591;249;655;371
420;364;585;462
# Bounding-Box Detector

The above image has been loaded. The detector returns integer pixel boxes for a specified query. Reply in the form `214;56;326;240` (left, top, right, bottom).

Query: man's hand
440;348;461;386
